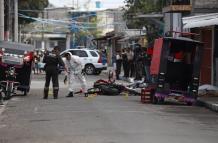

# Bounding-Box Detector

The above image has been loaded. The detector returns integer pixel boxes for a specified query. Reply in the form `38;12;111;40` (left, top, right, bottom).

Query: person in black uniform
43;46;65;99
122;49;128;78
115;51;122;80
134;44;144;81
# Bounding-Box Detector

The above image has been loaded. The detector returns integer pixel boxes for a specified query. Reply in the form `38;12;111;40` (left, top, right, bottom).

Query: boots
53;89;59;99
43;88;49;99
0;92;3;106
66;92;74;97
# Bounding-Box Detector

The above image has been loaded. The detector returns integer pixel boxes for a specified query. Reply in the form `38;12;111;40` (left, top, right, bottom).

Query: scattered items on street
108;70;116;83
198;84;218;97
86;78;141;97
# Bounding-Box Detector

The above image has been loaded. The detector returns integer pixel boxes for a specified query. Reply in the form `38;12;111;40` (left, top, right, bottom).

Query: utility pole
66;33;71;49
14;0;18;42
0;0;4;41
5;0;10;41
41;10;45;50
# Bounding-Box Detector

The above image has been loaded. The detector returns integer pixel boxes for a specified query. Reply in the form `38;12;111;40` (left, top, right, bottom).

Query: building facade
185;0;218;85
26;7;72;51
0;0;18;42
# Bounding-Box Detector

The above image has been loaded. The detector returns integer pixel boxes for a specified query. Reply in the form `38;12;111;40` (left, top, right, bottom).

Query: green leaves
123;0;165;42
18;0;49;25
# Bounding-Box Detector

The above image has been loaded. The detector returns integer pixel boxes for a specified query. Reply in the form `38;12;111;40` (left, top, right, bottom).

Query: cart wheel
152;96;158;104
4;91;11;100
186;102;193;106
4;83;12;100
158;98;165;104
23;90;27;96
84;93;88;97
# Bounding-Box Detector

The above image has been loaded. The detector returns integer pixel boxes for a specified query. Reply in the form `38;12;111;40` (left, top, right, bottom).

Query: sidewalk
197;97;218;112
104;67;218;112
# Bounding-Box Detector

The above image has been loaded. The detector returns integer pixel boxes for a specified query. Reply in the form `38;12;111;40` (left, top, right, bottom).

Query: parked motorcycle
0;66;19;100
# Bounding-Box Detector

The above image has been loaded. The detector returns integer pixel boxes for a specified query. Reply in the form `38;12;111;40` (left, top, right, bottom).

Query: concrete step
197;97;218;112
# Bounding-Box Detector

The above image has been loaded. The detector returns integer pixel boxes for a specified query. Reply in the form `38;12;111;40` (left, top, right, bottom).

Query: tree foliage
18;0;49;25
123;0;166;42
123;0;165;28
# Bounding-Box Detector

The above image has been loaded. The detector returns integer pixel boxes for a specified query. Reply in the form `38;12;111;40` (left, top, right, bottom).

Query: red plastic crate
141;88;152;103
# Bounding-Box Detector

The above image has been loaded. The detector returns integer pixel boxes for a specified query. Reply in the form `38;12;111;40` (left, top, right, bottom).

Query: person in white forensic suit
64;52;87;97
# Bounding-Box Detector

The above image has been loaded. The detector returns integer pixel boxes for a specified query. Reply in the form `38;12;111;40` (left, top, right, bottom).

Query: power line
18;9;43;12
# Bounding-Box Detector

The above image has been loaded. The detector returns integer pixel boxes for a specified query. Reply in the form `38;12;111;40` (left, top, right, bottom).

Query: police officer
43;46;65;99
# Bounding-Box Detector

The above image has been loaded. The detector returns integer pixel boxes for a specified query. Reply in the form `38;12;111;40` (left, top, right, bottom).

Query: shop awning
183;13;218;29
92;35;113;41
117;37;130;42
117;35;142;43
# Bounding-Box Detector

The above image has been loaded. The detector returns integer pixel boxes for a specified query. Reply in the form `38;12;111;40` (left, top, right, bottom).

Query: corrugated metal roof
183;13;218;29
164;37;203;44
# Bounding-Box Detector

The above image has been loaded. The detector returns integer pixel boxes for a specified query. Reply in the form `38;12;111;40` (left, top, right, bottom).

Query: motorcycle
0;66;19;100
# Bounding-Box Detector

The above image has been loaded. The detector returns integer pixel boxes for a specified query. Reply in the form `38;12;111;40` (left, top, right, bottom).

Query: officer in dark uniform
43;46;65;99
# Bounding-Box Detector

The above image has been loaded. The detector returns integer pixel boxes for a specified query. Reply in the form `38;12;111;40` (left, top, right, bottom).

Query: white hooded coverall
65;55;86;93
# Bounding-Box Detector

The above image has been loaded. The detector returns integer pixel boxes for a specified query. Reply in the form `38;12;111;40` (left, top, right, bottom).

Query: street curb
197;99;218;113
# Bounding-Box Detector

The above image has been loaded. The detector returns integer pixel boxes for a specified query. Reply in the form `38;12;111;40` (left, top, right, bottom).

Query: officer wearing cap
43;46;65;99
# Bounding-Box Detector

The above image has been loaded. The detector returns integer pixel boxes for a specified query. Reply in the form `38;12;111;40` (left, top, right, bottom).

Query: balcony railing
163;0;192;13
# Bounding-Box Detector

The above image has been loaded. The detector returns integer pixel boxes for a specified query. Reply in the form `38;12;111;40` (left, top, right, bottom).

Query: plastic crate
141;88;153;103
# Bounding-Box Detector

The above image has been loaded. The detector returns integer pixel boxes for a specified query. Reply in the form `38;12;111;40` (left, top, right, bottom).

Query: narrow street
1;0;218;142
0;74;218;143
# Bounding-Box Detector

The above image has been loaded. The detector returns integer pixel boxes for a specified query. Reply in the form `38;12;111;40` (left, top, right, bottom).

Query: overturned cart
150;36;203;105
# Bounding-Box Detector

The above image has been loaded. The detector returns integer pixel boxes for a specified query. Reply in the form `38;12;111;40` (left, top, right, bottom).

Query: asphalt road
0;74;218;143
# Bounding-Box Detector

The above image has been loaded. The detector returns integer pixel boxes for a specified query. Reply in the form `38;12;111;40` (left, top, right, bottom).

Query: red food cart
150;35;203;105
